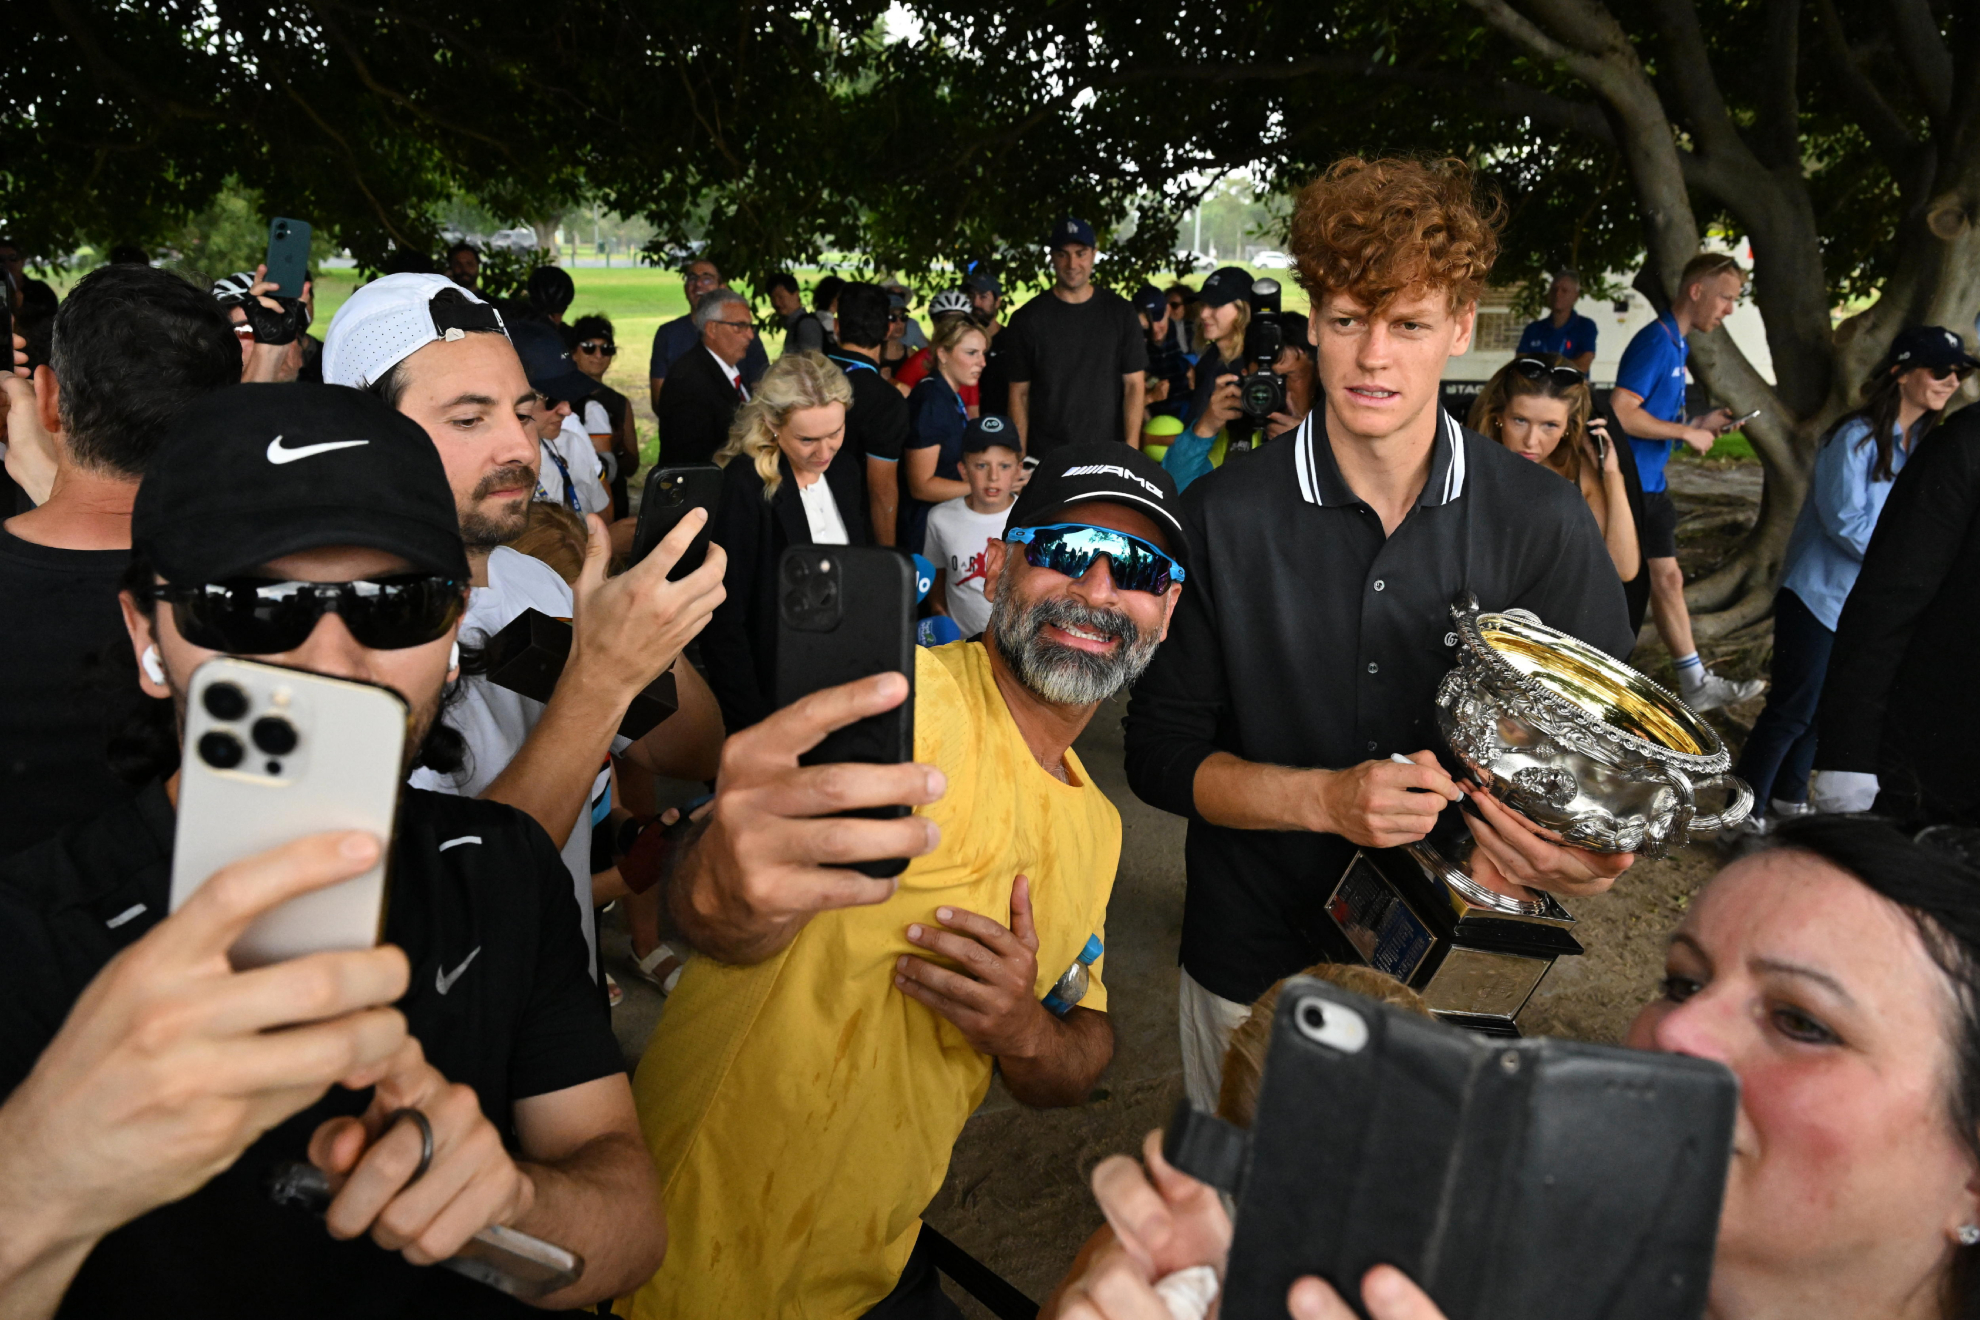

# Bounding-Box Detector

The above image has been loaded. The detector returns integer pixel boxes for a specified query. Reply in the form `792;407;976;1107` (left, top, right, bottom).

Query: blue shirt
1615;312;1690;492
899;375;970;553
1516;313;1598;363
648;315;769;385
1780;416;1914;631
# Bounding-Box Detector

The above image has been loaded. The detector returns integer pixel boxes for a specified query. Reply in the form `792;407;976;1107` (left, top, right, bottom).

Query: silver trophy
1328;597;1752;1033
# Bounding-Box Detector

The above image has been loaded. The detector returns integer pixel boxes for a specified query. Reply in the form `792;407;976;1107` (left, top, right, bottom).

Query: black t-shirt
1002;288;1148;456
828;350;909;465
0;783;624;1319
0;528;143;860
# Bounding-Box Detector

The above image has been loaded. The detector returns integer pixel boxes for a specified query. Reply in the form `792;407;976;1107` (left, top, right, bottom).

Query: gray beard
986;569;1160;706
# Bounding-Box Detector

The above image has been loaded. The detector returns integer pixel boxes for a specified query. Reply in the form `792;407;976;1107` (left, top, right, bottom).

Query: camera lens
197;730;245;770
203;682;249;721
251;716;298;756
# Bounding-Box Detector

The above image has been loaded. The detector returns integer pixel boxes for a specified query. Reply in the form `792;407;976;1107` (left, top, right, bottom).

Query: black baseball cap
964;271;1002;297
134;383;469;585
1007;442;1187;565
1886;325;1980;373
1198;266;1253;307
961;415;1020;455
1132;284;1167;318
1047;216;1098;250
511;319;596;405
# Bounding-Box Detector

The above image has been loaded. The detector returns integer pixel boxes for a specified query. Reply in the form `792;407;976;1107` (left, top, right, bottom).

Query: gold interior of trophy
1480;616;1716;756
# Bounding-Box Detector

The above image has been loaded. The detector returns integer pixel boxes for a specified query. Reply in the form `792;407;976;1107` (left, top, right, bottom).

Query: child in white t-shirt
922;424;1020;637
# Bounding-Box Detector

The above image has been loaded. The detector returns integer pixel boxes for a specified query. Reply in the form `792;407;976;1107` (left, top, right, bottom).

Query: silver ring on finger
383;1108;435;1186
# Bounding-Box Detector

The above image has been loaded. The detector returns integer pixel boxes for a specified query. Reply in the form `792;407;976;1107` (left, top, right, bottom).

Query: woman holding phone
1469;354;1647;628
702;352;867;732
1047;814;1980;1320
1729;325;1974;836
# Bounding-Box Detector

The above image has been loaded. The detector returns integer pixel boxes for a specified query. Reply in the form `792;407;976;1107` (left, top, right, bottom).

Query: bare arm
1593;450;1641;581
1121;373;1146;450
508;1077;665;1307
623;657;724;782
1190;750;1459;846
648;376;664;414
1571;350;1595;374
1008;380;1030;450
1611;388;1717;452
905;445;970;506
929;568;950;616
3;358;59;506
482;515;725;848
866;456;899;547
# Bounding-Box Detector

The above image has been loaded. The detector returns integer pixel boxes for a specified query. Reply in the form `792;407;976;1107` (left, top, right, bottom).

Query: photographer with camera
211;269;311;385
1044;816;1980;1320
1125;158;1634;1110
0;385;663;1317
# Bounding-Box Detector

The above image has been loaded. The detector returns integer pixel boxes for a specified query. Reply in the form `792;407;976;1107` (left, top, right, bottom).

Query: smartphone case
171;657;408;968
632;464;724;576
774;546;916;877
264;217;313;299
1170;977;1737;1320
480;607;679;739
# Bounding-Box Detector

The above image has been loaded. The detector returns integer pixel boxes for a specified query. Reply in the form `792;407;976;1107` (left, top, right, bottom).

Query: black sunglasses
1927;364;1975;382
150;574;467;654
1510;357;1586;389
576;340;617;356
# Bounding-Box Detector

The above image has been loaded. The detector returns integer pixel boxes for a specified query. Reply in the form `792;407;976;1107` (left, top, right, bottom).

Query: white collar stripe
1295;409;1465;507
1296;413;1321;505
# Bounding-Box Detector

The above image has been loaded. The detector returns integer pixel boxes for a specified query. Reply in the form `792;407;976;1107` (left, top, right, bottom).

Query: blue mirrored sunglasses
1003;523;1185;594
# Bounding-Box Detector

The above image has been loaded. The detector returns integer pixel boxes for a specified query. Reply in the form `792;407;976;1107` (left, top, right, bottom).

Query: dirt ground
602;453;1772;1316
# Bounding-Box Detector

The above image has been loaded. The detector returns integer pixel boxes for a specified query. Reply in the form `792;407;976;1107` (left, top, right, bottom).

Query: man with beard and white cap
621;442;1187;1319
322;274;729;970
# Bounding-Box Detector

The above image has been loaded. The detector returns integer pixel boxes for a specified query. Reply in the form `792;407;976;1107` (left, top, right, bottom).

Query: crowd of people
0;148;1977;1320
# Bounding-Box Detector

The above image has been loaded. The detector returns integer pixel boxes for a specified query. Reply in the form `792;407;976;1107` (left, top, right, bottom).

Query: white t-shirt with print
410;546;629;970
796;474;849;545
922;496;1012;638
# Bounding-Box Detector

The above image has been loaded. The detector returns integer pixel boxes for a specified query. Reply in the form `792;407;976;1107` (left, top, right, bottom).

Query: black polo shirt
0;782;624;1319
1123;410;1633;1004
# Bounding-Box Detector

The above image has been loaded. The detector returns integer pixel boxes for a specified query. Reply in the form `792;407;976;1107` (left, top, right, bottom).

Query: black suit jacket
657;344;746;466
702;452;871;732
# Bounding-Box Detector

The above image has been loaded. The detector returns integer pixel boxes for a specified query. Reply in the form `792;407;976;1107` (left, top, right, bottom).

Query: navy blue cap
1132;284;1167;318
1047;216;1098;250
1198;266;1253;307
961;414;1020;455
510;319;595;404
1887;325;1980;373
964;271;1002;297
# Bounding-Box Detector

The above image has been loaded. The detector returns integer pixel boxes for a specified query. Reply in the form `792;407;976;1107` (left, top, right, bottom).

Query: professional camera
1238;312;1290;422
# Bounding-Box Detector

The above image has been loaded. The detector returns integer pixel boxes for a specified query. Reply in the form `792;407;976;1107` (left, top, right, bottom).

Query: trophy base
1325;843;1582;1035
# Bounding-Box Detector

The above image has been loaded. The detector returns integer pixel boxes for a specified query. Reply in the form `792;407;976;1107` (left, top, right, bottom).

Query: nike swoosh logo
438;835;482;852
435;947;481;995
266;435;370;465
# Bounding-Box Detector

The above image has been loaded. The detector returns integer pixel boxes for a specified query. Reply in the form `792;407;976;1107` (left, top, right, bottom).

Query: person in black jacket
826;282;911;545
655;288;757;466
1816;394;1980;825
1123;157;1634;1109
702;352;868;732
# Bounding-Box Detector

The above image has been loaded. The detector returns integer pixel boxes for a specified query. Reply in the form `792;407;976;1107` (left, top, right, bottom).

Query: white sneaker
1715;812;1770;855
1681;669;1765;711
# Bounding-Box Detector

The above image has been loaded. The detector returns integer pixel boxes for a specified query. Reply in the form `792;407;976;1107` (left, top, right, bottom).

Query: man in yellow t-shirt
621;443;1192;1319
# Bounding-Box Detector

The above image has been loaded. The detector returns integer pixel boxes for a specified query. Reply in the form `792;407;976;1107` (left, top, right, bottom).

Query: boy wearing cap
0;385;663;1316
1003;217;1149;456
925;418;1021;637
322;274;728;970
1124;158;1636;1109
621;443;1189;1319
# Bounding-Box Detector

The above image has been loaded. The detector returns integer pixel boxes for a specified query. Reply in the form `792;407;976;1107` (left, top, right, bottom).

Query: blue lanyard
540;443;582;514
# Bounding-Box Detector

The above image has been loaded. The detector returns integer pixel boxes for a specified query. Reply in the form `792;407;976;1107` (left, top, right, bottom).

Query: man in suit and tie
656;289;757;465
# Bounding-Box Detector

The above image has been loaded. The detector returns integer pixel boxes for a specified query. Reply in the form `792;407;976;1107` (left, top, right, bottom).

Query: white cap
322;273;508;390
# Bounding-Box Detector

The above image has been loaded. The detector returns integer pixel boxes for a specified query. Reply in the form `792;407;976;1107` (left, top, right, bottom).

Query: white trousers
1178;967;1253;1114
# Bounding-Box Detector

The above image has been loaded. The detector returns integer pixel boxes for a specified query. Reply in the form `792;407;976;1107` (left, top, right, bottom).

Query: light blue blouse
1780;415;1914;630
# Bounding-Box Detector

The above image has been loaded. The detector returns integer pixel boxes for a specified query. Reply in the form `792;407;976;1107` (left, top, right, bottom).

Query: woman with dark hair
1469;354;1643;608
1732;324;1968;836
569;312;640;519
1049;814;1980;1320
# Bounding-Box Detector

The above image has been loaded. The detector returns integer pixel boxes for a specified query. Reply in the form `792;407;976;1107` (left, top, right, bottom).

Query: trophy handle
1687;773;1756;835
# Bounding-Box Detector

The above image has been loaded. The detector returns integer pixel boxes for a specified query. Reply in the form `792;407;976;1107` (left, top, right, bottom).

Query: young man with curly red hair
1124;157;1637;1102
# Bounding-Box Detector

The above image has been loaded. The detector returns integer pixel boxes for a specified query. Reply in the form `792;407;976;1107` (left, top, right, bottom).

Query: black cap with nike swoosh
134;382;470;585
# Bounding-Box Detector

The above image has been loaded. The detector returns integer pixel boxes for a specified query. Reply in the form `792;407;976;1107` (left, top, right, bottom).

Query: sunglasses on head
1509;357;1586;389
576;340;617;356
1003;523;1185;595
149;574;467;654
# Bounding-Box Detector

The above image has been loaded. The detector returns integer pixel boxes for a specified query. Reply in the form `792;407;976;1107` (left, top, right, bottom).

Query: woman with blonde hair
1470;354;1646;626
899;314;989;552
701;350;866;731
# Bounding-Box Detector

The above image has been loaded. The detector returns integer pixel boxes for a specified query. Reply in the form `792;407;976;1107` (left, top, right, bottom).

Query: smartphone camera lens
197;730;245;770
203;682;249;721
251;716;298;756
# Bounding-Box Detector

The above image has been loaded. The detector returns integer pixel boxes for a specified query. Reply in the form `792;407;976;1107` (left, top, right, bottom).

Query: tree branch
1752;0;1802;170
1809;0;1922;170
1885;0;1953;123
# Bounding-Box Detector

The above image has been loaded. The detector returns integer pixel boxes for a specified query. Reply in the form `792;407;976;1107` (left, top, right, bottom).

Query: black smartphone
1168;977;1737;1320
631;464;723;576
774;546;916;878
264;217;313;299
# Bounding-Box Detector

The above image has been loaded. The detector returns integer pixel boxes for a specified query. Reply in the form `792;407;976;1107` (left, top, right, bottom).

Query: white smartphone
171;657;409;968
